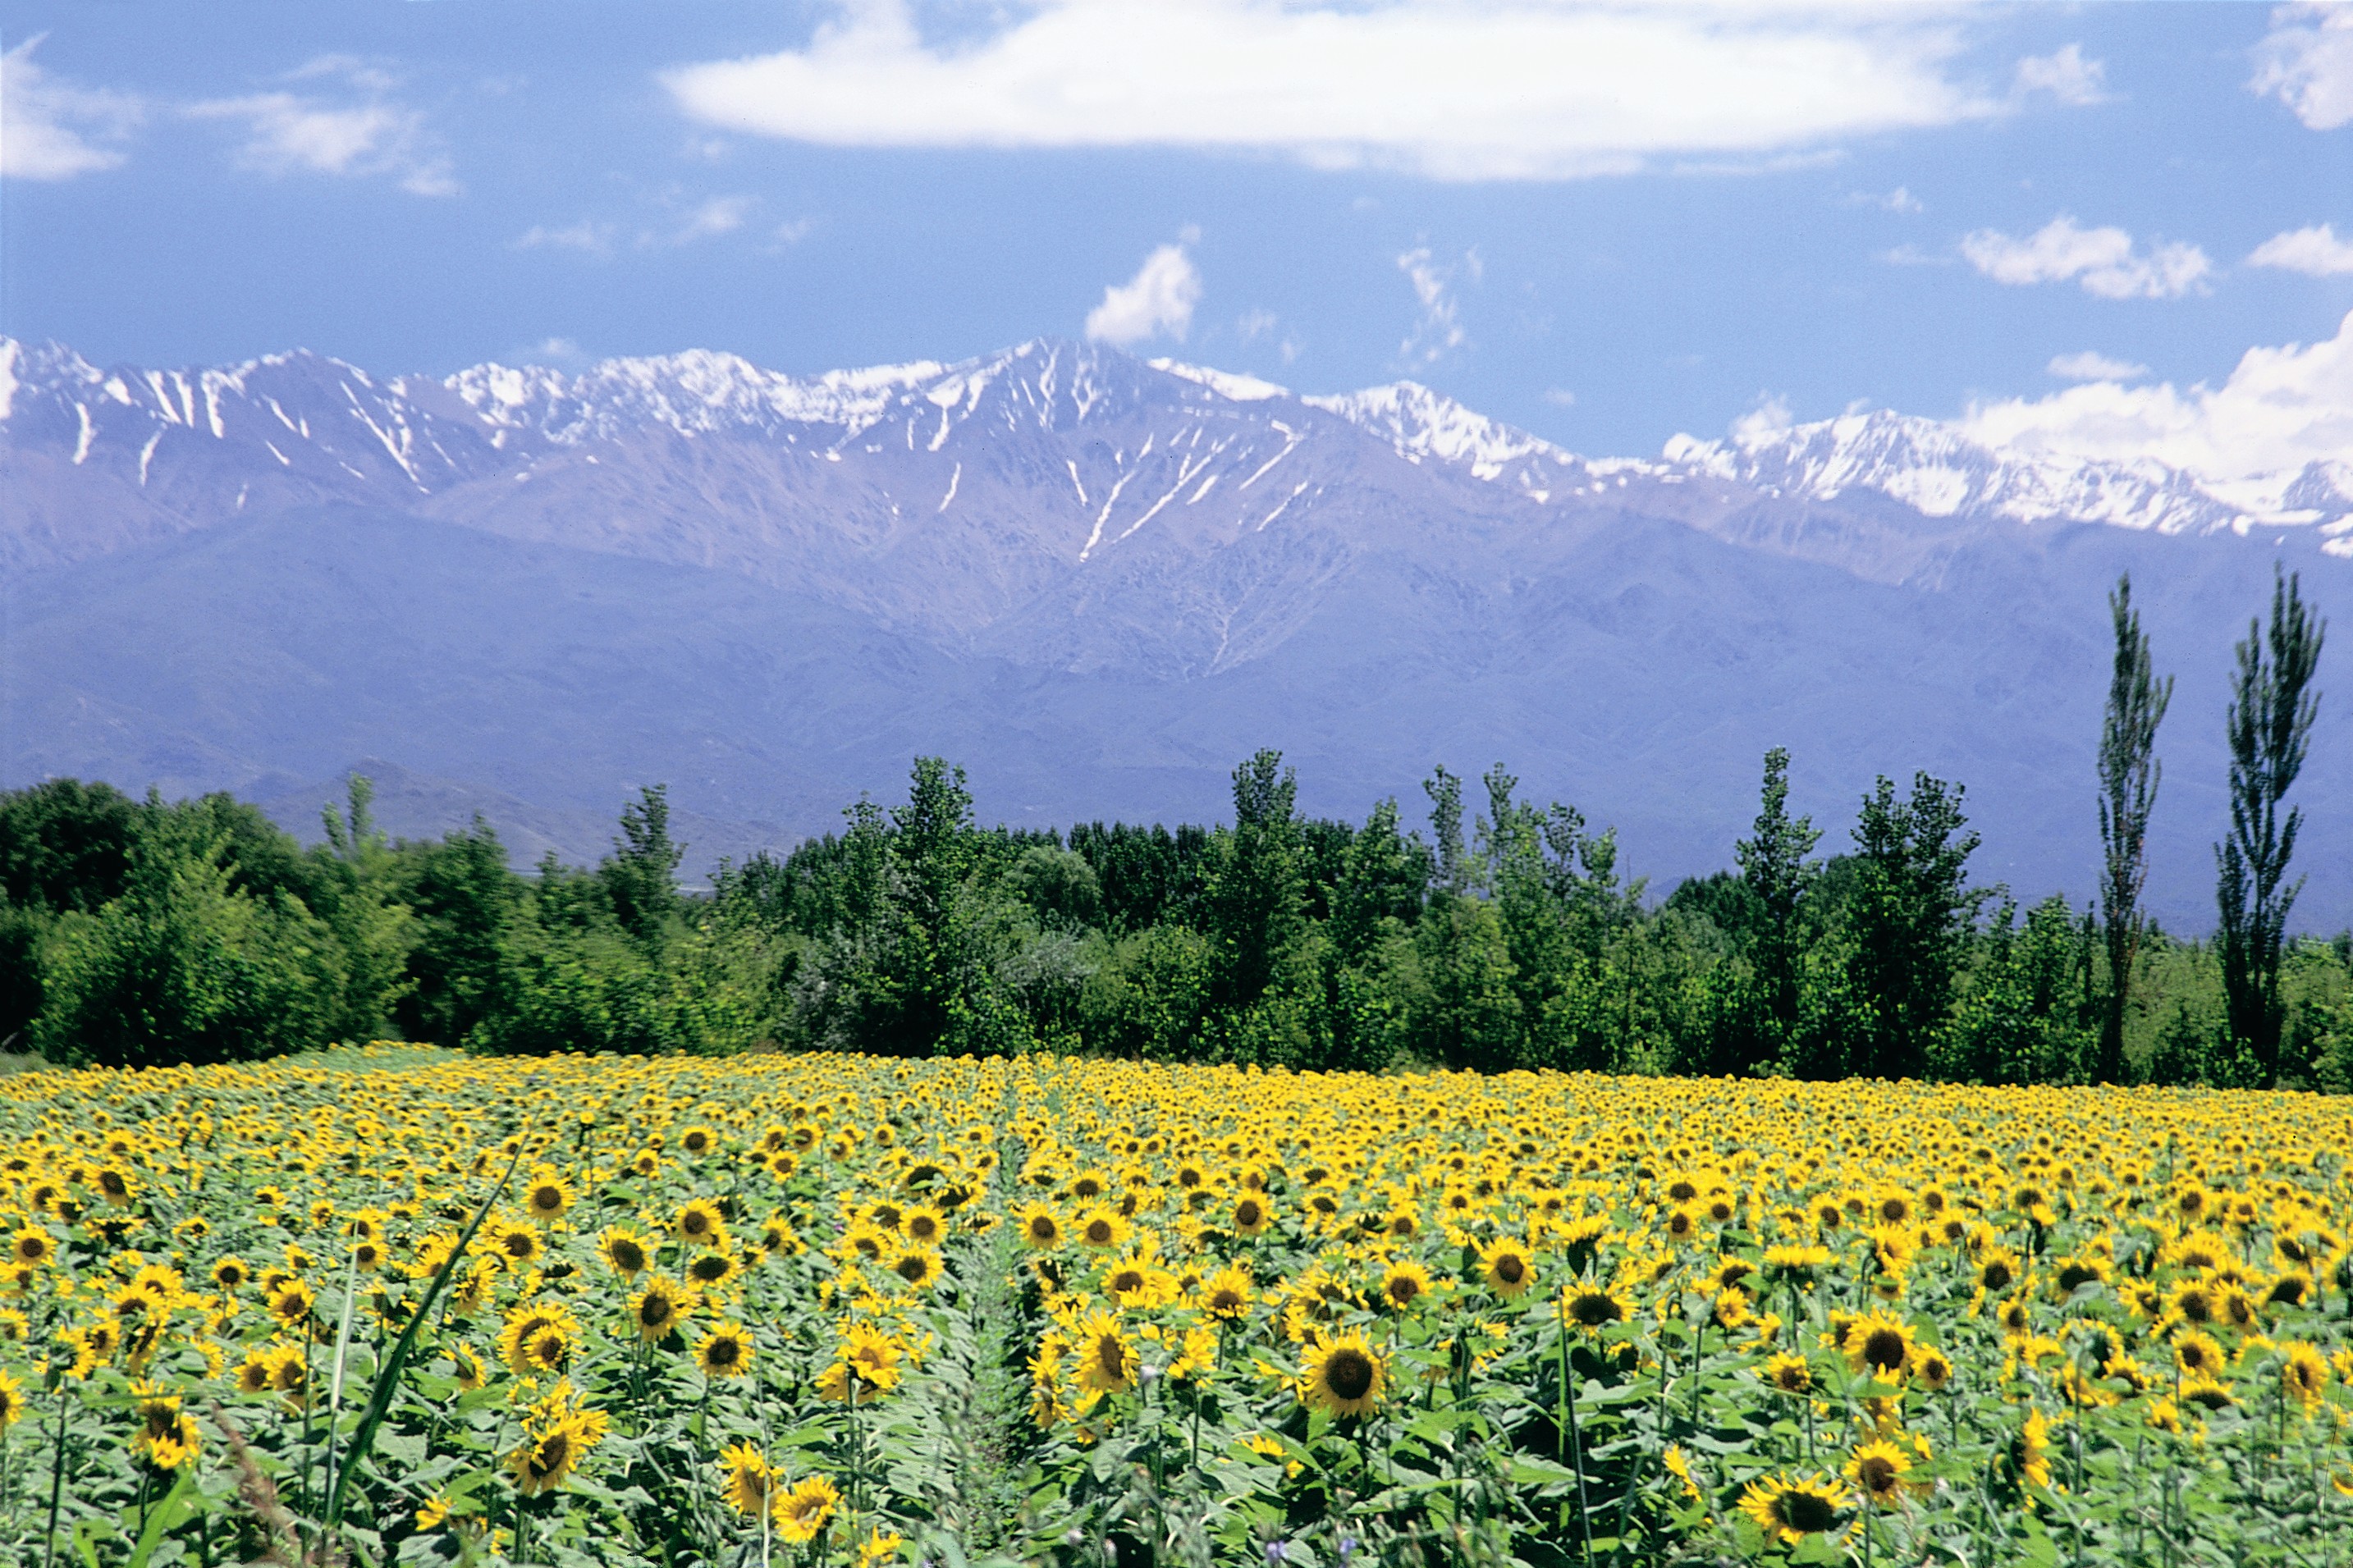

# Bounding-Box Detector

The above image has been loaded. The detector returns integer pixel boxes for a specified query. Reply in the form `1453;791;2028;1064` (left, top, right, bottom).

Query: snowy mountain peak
1656;405;2346;545
1301;378;1633;501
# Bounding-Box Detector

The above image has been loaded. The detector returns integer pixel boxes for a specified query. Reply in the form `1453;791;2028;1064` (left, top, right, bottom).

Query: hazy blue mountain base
2;339;2346;929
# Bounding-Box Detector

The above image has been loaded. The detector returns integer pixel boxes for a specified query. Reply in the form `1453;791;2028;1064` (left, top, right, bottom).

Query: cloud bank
663;0;2004;181
1;38;142;181
2249;223;2353;277
2047;350;2147;382
189;57;456;196
1961;216;2212;299
1965;309;2353;512
2250;2;2353;130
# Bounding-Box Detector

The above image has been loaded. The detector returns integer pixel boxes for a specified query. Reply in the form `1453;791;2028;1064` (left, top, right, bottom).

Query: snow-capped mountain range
5;334;2346;583
2;334;2347;927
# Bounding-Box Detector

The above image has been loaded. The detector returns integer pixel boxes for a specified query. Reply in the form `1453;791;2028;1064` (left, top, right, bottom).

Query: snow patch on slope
1147;359;1287;401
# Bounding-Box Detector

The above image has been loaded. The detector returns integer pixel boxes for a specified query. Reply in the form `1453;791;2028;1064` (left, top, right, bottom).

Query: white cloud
1875;242;1944;267
1730;393;1795;444
515;221;615;255
2047;350;2148;382
2249;222;2353;277
519;336;594;368
1085;244;1202;345
190;58;457;195
1965;309;2353;510
1398;245;1477;365
1960;215;2212;299
2013;43;2110;107
1;37;142;181
661;1;2003;182
2250;2;2353;130
666;195;753;245
1236;308;1280;343
1543;386;1578;407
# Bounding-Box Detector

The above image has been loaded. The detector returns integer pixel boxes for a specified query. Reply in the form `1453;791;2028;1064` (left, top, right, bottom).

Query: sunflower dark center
1863;1328;1907;1372
1325;1348;1376;1402
1389;1276;1421;1303
1112;1269;1146;1293
895;1254;930;1282
1779;1488;1839;1532
1569;1292;1621;1327
1495;1255;1526;1284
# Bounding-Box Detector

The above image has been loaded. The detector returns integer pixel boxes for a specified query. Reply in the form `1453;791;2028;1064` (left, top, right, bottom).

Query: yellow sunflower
719;1441;774;1517
1073;1309;1136;1395
774;1474;840;1543
1737;1474;1851;1546
1300;1331;1387;1419
1480;1238;1537;1299
628;1277;695;1343
697;1322;756;1380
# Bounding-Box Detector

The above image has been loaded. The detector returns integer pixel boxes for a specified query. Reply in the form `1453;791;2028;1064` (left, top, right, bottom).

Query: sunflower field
3;1046;2353;1567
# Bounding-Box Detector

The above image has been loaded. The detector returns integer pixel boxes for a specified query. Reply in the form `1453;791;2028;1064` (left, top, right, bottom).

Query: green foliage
2217;565;2327;1085
1943;893;2097;1084
1841;772;1984;1081
4;730;2348;1086
2097;572;2172;1085
31;830;341;1067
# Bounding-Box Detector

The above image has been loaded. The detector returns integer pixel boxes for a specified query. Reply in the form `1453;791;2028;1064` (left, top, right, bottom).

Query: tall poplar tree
1737;747;1821;1061
2217;566;2325;1085
2095;575;2171;1084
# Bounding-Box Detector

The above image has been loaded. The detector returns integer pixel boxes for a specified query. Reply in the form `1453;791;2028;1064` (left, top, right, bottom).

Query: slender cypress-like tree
1736;747;1821;1059
2095;575;2171;1084
2216;566;2325;1086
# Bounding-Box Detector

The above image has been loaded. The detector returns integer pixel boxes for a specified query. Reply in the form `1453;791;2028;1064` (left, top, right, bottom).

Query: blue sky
3;2;2350;459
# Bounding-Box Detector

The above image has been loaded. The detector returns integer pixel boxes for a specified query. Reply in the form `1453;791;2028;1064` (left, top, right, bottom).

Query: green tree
1843;773;1982;1080
1734;747;1822;1071
310;775;419;1043
602;784;684;951
1203;750;1307;1023
2096;574;2172;1084
0;778;141;913
1945;893;2097;1083
1424;765;1467;896
389;819;518;1048
2217;566;2326;1086
33;830;341;1067
1083;924;1215;1060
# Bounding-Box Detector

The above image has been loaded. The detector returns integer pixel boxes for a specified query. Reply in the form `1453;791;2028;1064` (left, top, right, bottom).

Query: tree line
1;569;2343;1086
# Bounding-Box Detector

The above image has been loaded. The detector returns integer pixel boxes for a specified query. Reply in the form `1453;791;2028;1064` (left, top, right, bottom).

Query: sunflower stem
1553;1295;1592;1566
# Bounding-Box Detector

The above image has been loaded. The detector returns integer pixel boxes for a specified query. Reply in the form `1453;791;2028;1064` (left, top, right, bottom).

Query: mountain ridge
7;333;2349;583
2;333;2347;928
